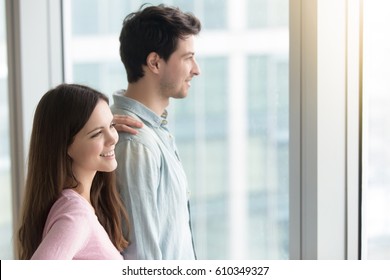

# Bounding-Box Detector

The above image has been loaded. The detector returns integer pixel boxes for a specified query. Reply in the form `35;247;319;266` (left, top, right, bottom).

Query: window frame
5;0;64;257
289;0;361;259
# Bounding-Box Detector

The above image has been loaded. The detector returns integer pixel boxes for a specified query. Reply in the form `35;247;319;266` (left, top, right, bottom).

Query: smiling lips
100;150;115;157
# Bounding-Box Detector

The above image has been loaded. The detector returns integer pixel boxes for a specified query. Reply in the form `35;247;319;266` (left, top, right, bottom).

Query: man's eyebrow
183;51;195;57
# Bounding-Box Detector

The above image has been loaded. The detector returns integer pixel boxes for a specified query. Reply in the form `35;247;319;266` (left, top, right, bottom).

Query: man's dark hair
119;4;201;83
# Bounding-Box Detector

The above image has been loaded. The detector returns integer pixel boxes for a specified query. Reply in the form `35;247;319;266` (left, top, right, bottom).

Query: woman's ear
67;146;74;160
146;52;160;73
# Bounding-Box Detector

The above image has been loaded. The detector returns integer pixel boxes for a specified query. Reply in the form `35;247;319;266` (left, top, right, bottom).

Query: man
111;4;201;260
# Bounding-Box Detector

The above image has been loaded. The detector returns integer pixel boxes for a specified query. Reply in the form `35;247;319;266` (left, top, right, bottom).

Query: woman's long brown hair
16;84;129;259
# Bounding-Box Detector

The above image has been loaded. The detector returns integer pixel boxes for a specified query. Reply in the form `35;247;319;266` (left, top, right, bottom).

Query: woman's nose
106;129;118;145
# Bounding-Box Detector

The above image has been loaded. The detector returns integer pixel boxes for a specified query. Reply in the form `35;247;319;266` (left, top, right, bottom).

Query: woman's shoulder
55;189;93;211
45;189;95;226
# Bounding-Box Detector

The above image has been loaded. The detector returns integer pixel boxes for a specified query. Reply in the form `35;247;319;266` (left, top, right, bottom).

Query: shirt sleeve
31;208;90;260
115;137;162;260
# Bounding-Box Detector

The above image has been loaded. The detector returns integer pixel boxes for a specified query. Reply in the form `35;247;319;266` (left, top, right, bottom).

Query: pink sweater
31;189;123;260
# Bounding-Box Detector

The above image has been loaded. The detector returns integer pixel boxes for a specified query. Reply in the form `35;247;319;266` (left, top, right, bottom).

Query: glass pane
246;55;289;259
0;0;13;259
202;0;227;29
64;0;289;259
362;0;390;259
247;0;288;28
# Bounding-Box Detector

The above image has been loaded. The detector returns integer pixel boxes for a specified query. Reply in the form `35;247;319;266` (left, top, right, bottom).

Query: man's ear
146;52;160;73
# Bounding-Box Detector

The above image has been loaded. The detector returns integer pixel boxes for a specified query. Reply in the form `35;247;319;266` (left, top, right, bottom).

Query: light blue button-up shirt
111;90;196;260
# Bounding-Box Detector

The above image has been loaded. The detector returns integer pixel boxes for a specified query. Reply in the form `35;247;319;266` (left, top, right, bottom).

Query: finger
114;124;139;135
113;114;143;127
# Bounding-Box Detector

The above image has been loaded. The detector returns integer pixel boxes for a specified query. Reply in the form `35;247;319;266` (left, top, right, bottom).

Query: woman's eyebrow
86;126;104;135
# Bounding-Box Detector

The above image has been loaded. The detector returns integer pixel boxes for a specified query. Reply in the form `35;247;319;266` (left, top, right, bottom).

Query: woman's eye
110;122;116;128
91;131;102;138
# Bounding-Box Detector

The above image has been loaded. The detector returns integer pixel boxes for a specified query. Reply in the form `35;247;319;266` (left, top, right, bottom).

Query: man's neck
124;83;168;116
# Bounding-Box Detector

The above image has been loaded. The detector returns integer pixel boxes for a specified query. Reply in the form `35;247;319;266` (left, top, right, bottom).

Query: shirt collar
113;90;168;128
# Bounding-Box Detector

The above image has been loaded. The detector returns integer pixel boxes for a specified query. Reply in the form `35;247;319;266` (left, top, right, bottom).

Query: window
0;0;13;260
64;0;289;259
362;0;390;259
4;0;383;260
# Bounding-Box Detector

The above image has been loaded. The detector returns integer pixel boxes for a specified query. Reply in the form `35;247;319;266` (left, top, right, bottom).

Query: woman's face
67;100;118;181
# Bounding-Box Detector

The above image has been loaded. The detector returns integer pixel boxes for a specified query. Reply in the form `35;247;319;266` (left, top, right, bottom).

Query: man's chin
174;92;188;99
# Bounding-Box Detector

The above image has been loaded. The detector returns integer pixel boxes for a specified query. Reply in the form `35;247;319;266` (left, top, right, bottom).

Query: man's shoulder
110;103;132;116
117;121;162;156
110;96;163;154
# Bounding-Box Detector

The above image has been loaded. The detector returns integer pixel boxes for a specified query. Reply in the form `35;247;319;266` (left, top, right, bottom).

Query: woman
16;83;129;259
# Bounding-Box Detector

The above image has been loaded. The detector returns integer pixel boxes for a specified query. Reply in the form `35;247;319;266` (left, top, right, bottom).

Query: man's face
158;35;201;99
